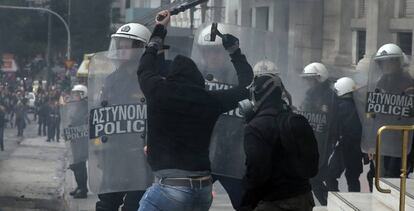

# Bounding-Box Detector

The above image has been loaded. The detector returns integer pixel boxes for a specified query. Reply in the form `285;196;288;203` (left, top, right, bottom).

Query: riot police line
60;10;413;211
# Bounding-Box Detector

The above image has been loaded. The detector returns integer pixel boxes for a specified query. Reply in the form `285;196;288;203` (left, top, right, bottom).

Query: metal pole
0;5;71;60
399;130;409;211
68;0;71;29
46;13;52;67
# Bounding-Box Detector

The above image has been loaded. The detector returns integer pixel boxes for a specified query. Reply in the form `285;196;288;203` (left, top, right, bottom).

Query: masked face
238;74;285;120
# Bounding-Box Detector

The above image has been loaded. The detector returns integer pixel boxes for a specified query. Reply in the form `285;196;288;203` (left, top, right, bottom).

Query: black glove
147;25;167;51
151;24;167;40
222;34;240;54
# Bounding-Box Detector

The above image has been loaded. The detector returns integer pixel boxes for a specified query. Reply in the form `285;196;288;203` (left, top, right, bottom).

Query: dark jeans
17;124;24;137
69;162;88;191
96;191;145;211
326;142;363;192
38;116;47;136
138;183;213;211
310;165;328;205
253;192;315;211
47;119;60;141
212;174;243;210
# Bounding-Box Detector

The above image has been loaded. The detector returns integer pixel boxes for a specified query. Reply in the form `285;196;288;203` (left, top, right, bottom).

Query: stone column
237;0;252;27
287;0;324;77
272;0;289;78
356;0;394;72
333;0;355;66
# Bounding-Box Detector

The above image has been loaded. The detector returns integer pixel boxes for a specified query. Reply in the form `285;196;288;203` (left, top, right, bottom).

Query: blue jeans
138;183;213;211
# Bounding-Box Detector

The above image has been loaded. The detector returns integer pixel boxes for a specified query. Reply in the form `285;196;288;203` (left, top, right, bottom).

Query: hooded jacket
137;25;253;173
241;78;312;209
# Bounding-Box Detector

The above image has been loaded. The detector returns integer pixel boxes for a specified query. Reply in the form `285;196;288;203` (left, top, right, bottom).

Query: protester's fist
156;10;171;26
221;34;239;53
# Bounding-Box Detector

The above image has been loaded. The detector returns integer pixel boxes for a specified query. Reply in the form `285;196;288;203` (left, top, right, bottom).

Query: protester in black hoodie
240;74;315;211
137;11;253;211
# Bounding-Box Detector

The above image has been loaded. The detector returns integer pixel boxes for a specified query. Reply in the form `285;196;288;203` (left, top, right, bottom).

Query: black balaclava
253;75;283;110
167;55;205;87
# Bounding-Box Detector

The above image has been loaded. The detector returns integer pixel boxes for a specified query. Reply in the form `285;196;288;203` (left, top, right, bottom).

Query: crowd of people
0;82;66;151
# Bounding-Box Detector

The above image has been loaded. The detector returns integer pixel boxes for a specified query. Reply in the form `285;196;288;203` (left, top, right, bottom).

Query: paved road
0;114;374;211
0;116;235;211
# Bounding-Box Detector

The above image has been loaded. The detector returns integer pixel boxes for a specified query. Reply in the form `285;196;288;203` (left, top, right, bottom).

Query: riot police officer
89;23;154;211
299;62;336;205
327;77;364;192
65;84;89;198
371;44;414;178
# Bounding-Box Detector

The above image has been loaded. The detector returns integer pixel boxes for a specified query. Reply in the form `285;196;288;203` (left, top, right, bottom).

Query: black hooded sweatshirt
241;84;312;209
137;25;253;173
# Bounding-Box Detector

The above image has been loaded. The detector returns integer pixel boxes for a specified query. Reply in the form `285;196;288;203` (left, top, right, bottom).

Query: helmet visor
70;91;84;101
108;37;145;51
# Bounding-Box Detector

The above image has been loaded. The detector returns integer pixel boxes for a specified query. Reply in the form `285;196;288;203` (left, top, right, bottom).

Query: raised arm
137;23;168;98
210;34;254;112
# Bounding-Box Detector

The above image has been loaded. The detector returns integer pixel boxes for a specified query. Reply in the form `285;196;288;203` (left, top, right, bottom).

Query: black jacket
241;103;312;209
137;25;253;172
334;96;362;145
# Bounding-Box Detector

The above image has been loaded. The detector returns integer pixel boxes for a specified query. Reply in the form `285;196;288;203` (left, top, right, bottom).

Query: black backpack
276;110;319;179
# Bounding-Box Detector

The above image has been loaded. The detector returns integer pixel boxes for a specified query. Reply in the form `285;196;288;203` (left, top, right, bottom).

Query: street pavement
0;116;234;211
0;114;372;211
0;116;67;210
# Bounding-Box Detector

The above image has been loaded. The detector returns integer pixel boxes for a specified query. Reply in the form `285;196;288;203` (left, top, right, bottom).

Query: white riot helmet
197;23;226;47
334;77;356;97
72;84;88;99
301;62;329;83
108;23;151;51
253;60;279;76
374;43;404;62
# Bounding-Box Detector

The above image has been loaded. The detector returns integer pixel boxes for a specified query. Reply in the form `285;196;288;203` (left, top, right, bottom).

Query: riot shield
61;98;88;165
285;73;336;169
191;23;278;179
355;58;414;156
88;49;153;194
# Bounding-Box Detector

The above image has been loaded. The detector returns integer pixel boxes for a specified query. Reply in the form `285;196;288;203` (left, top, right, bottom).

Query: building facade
225;0;414;78
111;0;414;77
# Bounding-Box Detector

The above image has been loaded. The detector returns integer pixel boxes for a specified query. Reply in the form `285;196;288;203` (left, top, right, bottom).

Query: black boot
73;189;87;198
69;187;79;196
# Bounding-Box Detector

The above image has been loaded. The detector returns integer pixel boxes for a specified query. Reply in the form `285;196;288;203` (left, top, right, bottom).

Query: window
397;32;412;55
255;7;269;30
405;0;414;17
111;8;121;23
358;0;367;18
357;31;366;62
126;0;131;9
